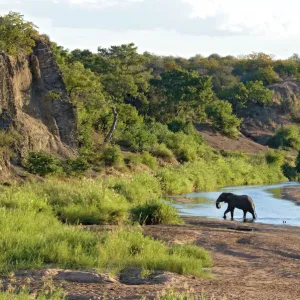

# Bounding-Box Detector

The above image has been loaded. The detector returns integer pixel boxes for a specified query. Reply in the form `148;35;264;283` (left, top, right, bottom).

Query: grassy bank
0;148;287;279
0;205;211;276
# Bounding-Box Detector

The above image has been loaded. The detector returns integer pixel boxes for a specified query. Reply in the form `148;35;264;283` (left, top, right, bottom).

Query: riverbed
173;182;300;226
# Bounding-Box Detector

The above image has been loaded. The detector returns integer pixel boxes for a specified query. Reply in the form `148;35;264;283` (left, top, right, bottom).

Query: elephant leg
230;209;235;221
243;210;247;220
251;210;256;219
223;208;230;219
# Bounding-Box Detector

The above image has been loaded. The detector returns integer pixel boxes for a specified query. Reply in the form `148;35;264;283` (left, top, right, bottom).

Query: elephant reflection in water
216;192;257;221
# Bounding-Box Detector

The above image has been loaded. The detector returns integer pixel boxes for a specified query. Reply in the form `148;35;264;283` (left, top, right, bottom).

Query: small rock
54;270;115;283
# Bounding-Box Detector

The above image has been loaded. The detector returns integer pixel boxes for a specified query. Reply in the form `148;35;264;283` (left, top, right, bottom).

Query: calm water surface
173;182;300;226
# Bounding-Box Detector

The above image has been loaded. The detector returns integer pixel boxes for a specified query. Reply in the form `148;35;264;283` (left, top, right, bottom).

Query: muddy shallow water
173;182;300;226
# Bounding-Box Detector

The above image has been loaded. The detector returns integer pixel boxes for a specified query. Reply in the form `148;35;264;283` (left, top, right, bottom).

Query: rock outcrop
0;38;77;160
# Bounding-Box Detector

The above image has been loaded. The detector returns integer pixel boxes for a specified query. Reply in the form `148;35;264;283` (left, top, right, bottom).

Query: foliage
0;194;210;277
251;66;280;85
282;163;297;181
206;100;241;138
64;157;89;175
98;229;211;276
150;68;214;122
101;145;124;167
245;81;273;106
268;125;300;150
0;12;38;56
131;200;182;225
26;152;61;177
296;151;300;173
265;150;285;166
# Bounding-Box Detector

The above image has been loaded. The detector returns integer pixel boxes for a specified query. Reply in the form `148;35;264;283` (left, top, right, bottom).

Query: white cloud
51;0;143;8
183;0;300;38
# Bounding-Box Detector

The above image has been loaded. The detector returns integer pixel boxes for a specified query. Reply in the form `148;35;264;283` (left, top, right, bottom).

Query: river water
173;182;300;226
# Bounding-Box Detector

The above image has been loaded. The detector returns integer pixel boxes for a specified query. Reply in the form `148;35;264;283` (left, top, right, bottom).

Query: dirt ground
3;217;300;300
195;124;269;154
281;185;300;205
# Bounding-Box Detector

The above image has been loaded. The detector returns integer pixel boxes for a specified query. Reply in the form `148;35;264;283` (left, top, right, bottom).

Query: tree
0;12;38;56
274;60;299;79
246;81;273;106
206;100;241;138
59;61;107;149
150;67;214;122
252;66;280;85
218;83;249;110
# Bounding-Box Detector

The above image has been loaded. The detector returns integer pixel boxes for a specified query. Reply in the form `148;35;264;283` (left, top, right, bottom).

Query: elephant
216;192;257;221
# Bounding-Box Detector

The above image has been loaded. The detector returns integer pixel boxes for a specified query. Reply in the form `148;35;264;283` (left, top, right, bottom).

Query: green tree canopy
0;12;38;56
150;67;214;121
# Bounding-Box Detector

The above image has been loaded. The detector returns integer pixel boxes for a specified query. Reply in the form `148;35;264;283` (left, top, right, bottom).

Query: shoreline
281;185;300;205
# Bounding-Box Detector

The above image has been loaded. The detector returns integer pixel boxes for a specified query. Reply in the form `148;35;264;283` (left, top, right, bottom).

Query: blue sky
0;0;299;58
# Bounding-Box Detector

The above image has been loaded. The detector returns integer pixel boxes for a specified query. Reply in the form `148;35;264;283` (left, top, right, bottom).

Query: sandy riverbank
281;185;300;205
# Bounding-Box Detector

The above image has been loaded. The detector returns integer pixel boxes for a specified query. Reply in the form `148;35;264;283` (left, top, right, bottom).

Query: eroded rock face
0;38;77;160
269;80;300;102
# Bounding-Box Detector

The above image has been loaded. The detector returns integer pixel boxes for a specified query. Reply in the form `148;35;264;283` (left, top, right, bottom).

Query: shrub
265;150;284;166
206;100;241;138
26;152;61;177
268;125;300;150
101;145;124;167
165;132;203;162
282;163;297;181
246;80;273;106
151;144;175;162
131;200;182;225
167;119;195;134
117;125;157;152
64;157;89;175
141;152;157;169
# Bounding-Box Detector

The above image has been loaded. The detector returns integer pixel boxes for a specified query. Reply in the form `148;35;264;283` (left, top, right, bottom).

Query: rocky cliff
0;39;77;161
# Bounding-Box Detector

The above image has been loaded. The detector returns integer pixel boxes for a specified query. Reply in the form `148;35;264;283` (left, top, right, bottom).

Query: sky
0;0;300;58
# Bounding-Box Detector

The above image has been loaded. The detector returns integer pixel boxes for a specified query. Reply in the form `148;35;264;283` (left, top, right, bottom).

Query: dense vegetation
0;13;299;297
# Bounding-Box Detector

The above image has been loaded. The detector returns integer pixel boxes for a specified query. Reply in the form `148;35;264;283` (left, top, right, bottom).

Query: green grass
98;229;212;276
0;204;211;277
131;200;183;225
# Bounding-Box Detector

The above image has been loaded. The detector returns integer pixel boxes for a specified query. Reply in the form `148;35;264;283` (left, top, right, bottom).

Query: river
173;182;300;226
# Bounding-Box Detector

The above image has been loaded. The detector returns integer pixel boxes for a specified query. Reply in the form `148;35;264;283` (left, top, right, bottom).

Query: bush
265;150;284;166
206;100;241;138
64;157;89;175
165;132;203;162
117;125;157;152
268;125;300;150
282;163;297;181
167;119;195;134
101;145;124;167
131;200;182;225
141;152;157;169
26;152;61;177
151;144;175;162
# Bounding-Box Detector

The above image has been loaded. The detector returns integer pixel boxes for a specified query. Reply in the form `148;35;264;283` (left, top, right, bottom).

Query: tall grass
98;229;212;276
0;205;211;276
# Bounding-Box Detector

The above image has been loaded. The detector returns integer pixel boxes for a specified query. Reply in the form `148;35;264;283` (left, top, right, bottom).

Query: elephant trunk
216;201;221;209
